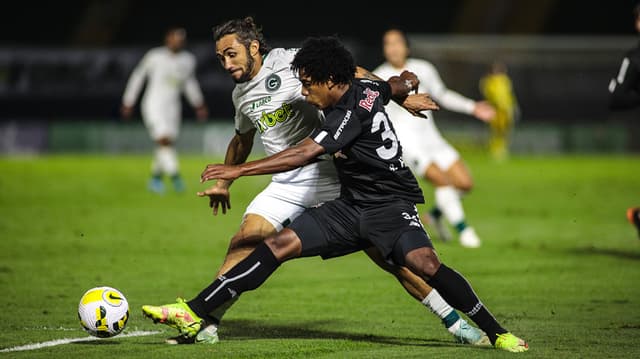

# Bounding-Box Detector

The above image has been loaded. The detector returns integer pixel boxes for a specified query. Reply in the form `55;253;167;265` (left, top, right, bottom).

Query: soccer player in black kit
608;2;640;238
142;36;529;353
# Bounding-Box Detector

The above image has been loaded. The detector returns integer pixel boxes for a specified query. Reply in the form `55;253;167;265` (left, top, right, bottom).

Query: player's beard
235;55;255;84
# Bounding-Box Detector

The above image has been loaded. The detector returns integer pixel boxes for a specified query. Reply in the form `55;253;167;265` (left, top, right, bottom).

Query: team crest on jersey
359;88;379;112
265;74;281;92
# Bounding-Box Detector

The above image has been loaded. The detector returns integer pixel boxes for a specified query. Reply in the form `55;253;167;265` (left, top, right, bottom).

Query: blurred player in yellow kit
479;61;519;162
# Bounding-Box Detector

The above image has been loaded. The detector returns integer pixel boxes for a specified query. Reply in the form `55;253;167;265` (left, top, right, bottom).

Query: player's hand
398;70;420;93
200;164;242;183
401;93;439;118
120;105;134;120
195;104;209;123
473;101;496;122
197;183;231;215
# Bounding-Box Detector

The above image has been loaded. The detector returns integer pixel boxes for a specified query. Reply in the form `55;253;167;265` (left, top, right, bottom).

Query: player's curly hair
290;36;355;85
212;16;270;55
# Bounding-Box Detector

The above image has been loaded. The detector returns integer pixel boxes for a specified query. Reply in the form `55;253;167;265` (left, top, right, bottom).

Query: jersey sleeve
183;55;205;107
609;56;640;110
234;112;254;134
419;61;475;115
310;108;362;154
122;51;152;106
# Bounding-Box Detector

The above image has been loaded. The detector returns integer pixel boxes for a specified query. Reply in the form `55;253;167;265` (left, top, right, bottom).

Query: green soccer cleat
494;332;529;352
142;298;203;338
165;323;220;345
452;319;491;346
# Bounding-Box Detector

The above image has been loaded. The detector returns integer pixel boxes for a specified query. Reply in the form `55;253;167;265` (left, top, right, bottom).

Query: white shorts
142;103;181;141
244;180;342;231
402;139;460;175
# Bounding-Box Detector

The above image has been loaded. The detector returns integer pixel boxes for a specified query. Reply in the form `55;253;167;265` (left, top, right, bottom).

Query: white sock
157;146;179;176
435;186;465;226
422;290;464;334
422;289;454;320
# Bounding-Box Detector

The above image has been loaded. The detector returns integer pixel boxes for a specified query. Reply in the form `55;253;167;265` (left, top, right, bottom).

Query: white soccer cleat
459;227;481;248
452;319;491;346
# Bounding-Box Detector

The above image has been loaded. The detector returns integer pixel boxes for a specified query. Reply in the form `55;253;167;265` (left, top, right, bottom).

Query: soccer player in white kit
373;28;496;248
121;27;209;194
155;17;487;346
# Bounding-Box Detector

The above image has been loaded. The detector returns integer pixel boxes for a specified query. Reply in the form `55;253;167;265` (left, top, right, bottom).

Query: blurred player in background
373;28;495;248
607;3;640;238
479;60;519;162
121;26;209;194
149;17;487;346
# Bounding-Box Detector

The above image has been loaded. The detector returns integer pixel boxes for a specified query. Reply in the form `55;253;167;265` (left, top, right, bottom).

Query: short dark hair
634;2;640;19
290;36;355;85
212;16;270;55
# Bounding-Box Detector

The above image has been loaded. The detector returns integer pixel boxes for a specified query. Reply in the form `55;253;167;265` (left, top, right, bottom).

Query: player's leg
143;118;166;194
421;162;453;242
363;247;489;345
441;159;481;248
142;197;364;338
392;233;528;352
142;227;299;339
171;181;339;344
158;115;184;192
493;112;509;161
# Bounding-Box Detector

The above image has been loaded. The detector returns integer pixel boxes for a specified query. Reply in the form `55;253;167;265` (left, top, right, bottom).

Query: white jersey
232;48;337;185
122;47;204;123
373;58;475;149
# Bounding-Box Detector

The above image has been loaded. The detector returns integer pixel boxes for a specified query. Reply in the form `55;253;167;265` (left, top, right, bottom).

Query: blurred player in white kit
373;28;495;248
121;26;209;194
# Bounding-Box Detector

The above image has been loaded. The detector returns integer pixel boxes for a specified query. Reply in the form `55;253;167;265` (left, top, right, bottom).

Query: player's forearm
237;138;323;177
219;131;255;187
438;89;476;115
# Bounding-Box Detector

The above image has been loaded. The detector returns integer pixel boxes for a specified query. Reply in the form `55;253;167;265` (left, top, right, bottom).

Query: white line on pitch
0;330;161;353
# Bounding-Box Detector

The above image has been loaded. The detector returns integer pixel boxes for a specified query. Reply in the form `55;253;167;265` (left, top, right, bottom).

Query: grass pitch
0;151;639;358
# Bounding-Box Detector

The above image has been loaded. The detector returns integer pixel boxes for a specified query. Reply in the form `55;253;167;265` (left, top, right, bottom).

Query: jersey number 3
371;112;399;160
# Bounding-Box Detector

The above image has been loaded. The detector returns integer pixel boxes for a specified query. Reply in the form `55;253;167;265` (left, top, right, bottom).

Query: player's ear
249;40;260;57
327;79;336;90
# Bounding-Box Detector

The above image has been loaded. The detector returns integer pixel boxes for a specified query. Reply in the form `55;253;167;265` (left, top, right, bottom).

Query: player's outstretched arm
356;66;437;117
197;128;256;215
200;137;325;182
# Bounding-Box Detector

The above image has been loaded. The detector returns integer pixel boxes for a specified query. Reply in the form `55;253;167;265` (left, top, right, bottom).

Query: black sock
427;263;507;344
188;242;280;318
430;206;443;219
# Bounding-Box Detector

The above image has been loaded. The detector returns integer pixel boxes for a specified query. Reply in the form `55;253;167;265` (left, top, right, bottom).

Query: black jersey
609;40;640;110
310;79;424;204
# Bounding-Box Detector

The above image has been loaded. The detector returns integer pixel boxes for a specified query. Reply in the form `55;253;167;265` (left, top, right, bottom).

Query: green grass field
1;151;639;358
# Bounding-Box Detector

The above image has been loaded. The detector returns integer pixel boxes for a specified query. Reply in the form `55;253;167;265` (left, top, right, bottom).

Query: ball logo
102;289;124;307
265;74;281;92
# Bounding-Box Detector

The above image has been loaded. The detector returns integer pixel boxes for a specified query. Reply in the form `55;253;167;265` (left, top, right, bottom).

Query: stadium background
1;0;639;154
1;1;639;358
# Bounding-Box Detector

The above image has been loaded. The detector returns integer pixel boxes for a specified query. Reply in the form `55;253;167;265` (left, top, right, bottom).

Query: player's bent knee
228;214;277;251
404;247;441;279
265;228;302;262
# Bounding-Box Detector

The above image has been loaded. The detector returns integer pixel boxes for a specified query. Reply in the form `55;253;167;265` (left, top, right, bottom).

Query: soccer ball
77;286;129;338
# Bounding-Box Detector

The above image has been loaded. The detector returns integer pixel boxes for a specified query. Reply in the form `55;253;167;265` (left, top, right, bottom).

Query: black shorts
288;197;433;265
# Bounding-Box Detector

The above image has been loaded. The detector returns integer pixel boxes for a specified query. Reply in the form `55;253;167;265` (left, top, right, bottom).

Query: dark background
4;0;639;47
2;0;640;123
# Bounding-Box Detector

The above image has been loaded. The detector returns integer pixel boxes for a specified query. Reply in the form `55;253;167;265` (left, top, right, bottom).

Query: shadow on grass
209;318;491;350
567;246;640;260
